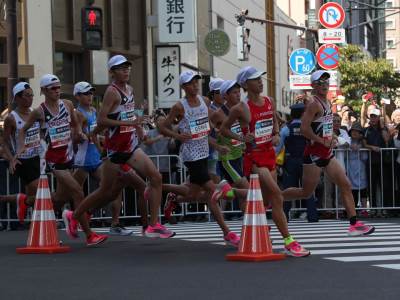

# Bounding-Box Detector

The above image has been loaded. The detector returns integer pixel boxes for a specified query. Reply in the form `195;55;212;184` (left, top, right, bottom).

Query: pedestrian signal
81;6;103;50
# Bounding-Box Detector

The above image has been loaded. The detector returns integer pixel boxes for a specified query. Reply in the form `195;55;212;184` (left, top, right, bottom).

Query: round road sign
316;44;340;70
204;29;230;57
318;2;346;29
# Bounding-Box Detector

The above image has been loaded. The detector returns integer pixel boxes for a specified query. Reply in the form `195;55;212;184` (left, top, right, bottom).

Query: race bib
89;122;97;133
189;116;210;140
25;126;41;149
49;123;71;148
254;119;273;144
120;104;136;133
231;122;243;147
322;115;333;138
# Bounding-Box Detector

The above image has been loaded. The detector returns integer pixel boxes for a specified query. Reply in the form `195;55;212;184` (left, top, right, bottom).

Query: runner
210;80;248;210
207;77;225;183
63;55;174;239
1;82;41;223
17;74;108;246
220;66;310;257
282;70;375;236
159;70;240;246
72;81;148;236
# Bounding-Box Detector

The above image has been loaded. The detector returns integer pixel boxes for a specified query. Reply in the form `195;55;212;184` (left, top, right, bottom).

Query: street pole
6;0;18;111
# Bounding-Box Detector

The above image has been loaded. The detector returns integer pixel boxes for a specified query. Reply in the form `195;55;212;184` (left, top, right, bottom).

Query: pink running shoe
284;241;311;257
348;221;375;236
224;231;240;247
144;223;176;238
211;180;233;203
164;193;177;220
86;232;108;246
16;193;27;224
62;209;79;239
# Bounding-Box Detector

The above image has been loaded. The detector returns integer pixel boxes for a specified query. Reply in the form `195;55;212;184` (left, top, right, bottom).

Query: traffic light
236;26;250;61
81;6;103;50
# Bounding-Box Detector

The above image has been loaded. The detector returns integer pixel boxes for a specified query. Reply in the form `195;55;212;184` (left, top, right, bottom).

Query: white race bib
322;115;333;138
25;127;41;149
231;122;243;147
254;119;273;144
189;117;210;140
49;123;71;148
120;103;136;133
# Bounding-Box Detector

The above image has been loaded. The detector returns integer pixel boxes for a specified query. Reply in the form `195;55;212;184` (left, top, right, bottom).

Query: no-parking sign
318;2;345;29
316;44;339;70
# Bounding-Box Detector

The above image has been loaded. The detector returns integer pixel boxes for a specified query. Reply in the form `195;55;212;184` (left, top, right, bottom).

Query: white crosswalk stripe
93;219;400;271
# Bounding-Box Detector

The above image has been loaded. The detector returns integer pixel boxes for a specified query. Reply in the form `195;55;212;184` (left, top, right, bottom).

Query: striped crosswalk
95;219;400;270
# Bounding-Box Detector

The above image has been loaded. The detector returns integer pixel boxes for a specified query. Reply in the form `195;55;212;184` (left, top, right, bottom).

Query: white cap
337;95;346;101
209;78;224;91
236;66;266;86
179;70;201;85
12;82;31;99
40;74;60;88
108;55;132;70
220;80;238;96
73;81;95;96
369;108;381;117
311;70;330;82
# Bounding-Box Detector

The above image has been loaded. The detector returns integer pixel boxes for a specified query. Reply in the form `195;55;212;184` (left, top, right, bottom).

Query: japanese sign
318;28;346;44
318;2;345;29
316;44;340;70
289;75;312;90
156;46;181;108
289;48;316;75
158;0;196;43
204;29;230;57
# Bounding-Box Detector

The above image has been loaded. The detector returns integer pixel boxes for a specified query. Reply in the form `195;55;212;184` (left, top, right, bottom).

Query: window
386;39;396;49
385;1;393;8
387;57;396;68
54;51;84;84
217;15;224;30
386;19;395;30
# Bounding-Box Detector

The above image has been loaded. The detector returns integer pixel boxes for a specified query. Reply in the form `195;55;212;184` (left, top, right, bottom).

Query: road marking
326;255;400;262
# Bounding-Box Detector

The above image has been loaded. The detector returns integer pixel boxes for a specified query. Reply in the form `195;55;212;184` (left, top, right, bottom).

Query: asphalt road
1;219;399;300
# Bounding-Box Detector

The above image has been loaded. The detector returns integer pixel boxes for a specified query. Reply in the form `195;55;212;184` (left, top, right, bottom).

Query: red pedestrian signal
82;6;102;50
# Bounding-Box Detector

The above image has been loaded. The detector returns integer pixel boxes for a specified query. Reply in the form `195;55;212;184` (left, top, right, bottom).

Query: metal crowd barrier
1;148;399;227
284;147;400;218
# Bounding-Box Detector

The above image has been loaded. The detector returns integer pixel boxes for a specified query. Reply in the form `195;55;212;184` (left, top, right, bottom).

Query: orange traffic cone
226;174;285;262
17;174;70;254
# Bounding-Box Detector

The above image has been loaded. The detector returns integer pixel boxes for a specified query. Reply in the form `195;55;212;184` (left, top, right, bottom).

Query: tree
339;44;400;111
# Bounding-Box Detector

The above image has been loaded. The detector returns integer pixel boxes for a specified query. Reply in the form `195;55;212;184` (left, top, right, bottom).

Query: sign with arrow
318;2;345;29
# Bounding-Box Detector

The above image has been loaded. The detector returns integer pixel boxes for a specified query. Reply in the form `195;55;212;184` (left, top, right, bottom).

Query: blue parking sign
289;48;316;75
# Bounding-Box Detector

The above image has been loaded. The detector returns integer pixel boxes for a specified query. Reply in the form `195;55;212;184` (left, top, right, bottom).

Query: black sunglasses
48;86;61;91
78;91;93;96
314;79;329;85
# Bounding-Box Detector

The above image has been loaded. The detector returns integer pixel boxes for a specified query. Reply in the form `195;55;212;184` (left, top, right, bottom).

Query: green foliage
338;44;400;111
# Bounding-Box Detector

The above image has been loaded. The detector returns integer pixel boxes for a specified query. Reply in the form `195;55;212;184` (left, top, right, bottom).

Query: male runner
220;66;310;257
64;55;174;238
73;81;148;235
159;71;240;246
17;74;107;246
282;70;375;236
2;82;41;223
210;80;249;209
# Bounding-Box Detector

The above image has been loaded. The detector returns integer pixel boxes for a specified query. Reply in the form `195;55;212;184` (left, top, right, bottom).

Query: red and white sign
289;75;312;90
318;2;345;29
318;28;346;44
316;44;340;70
290;71;340;90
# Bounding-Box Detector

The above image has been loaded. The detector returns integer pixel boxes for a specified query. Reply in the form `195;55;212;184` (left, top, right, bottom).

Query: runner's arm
64;100;85;143
158;103;190;142
16;108;42;156
220;104;244;142
300;101;326;145
98;88;145;128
